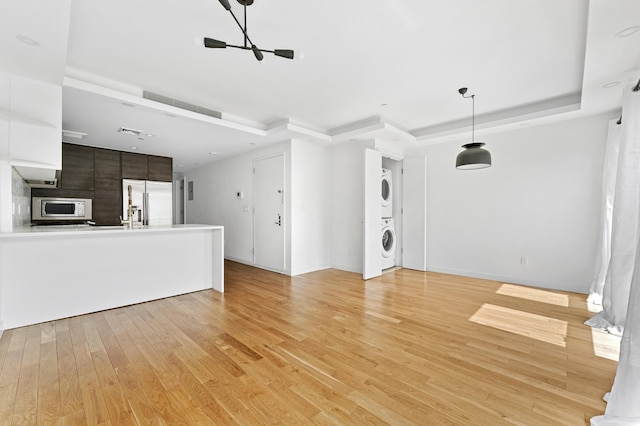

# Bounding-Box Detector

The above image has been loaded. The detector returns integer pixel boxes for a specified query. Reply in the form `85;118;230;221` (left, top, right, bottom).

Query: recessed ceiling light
118;127;142;136
145;133;155;138
178;164;184;167
615;26;640;38
16;35;40;47
193;162;200;165
130;146;138;150
121;102;135;107
603;81;621;88
381;103;388;107
249;142;256;145
208;152;218;156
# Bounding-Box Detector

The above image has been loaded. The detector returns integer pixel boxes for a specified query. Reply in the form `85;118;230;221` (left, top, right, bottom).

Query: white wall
290;139;330;275
407;112;613;293
185;112;611;292
186;139;332;276
185;142;291;269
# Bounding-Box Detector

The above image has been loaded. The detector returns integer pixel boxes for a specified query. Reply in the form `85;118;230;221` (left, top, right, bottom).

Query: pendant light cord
471;94;475;143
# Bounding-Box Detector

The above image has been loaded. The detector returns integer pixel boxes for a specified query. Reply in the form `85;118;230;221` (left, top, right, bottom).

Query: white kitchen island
0;224;223;330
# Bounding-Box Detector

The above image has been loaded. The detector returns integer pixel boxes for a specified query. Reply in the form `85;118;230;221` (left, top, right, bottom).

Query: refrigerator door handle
144;192;150;225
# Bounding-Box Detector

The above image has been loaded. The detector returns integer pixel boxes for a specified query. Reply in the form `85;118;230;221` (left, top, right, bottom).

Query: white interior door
254;154;285;273
402;156;427;271
363;148;382;279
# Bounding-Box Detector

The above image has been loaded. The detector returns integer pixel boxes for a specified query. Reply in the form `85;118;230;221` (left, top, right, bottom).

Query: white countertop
1;223;223;238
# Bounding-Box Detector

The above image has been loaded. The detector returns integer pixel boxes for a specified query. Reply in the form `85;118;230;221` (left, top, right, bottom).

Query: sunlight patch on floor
470;303;568;347
497;283;569;307
591;327;621;362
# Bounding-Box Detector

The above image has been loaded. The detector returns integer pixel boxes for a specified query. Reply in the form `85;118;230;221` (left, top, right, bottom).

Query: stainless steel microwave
32;197;93;221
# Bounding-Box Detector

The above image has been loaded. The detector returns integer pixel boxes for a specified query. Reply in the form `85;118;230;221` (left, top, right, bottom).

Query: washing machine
381;168;393;218
382;218;396;269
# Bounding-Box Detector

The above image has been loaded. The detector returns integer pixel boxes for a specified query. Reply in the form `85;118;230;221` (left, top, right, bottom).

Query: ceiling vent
62;129;88;139
118;127;142;136
143;91;222;119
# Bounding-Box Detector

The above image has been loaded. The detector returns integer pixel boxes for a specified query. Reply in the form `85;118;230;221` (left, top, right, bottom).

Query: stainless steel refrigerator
122;179;173;226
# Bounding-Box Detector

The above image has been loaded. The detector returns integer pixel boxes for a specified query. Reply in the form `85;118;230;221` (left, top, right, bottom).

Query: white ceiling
3;0;640;172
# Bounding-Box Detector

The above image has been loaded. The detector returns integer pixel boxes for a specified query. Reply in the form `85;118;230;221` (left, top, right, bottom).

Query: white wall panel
402;156;427;271
290;139;330;275
406;112;613;293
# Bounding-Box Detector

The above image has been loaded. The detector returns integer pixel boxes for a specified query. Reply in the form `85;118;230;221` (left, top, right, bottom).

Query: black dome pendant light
201;0;295;61
456;87;492;170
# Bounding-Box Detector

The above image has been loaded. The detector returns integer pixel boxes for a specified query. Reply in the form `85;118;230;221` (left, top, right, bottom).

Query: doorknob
274;214;281;226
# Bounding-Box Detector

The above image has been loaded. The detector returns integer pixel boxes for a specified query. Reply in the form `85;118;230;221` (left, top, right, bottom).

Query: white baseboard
426;265;589;294
225;255;253;266
291;264;331;276
329;263;362;275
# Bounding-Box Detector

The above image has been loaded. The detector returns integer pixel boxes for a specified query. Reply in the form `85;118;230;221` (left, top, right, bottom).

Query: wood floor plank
77;372;110;426
0;261;619;424
89;350;134;425
0;384;17;425
11;388;37;425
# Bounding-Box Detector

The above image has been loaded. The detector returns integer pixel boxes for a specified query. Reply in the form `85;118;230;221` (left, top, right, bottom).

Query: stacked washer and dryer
381;168;396;270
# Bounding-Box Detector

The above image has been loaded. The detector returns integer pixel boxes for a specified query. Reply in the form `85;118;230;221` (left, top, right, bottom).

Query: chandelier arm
225;7;258;50
226;44;270;53
211;0;293;61
225;43;250;50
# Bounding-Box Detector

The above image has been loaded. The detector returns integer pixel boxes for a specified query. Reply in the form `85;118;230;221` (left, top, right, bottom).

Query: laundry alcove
363;148;427;279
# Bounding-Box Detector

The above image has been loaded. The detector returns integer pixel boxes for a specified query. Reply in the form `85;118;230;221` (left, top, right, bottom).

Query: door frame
252;152;286;273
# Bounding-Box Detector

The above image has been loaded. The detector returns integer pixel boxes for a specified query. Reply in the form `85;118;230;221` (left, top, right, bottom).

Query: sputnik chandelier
200;0;295;61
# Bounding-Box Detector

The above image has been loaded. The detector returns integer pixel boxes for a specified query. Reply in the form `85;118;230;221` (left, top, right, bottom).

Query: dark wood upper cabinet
60;144;95;190
148;155;173;182
33;144;172;224
94;178;122;226
121;152;149;180
95;148;121;179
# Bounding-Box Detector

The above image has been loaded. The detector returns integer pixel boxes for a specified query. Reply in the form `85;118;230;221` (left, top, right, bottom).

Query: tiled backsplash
12;168;31;229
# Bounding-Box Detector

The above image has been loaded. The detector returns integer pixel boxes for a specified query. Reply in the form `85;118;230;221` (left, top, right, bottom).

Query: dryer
382;218;396;269
381;168;393;218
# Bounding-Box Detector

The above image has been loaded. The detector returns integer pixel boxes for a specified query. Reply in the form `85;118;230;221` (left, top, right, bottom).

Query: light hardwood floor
0;261;619;425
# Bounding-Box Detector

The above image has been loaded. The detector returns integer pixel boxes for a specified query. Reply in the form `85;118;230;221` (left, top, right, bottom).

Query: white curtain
587;120;621;305
586;87;640;335
591;85;640;425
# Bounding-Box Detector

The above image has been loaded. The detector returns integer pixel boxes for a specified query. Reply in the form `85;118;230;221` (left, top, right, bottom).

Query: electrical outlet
520;256;529;265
